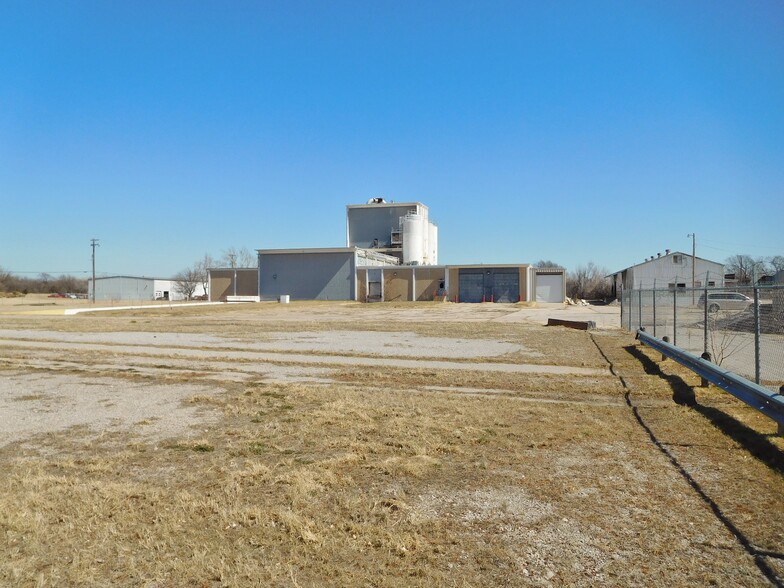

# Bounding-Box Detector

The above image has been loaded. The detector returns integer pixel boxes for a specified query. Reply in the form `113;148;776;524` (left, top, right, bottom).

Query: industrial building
88;276;206;301
609;250;724;297
256;198;565;304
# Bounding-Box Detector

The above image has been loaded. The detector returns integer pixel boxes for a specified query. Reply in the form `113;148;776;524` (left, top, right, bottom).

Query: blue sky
1;1;782;278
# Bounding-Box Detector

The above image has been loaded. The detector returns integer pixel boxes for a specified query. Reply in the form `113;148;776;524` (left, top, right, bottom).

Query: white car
697;292;753;312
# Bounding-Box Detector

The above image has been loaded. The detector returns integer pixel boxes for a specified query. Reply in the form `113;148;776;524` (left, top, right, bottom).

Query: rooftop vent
666;249;671;255
367;197;387;204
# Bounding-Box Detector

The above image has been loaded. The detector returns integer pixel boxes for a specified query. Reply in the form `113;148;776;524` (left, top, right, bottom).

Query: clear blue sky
2;1;782;278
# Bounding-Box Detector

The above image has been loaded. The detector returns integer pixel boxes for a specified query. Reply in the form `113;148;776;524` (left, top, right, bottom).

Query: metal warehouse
88;276;206;301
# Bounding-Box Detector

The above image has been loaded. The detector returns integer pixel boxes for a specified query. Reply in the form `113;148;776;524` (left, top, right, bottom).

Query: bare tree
534;260;564;269
768;255;784;273
173;267;201;300
0;266;10;291
566;262;611;300
195;253;214;296
220;246;256;268
706;315;752;367
725;254;768;284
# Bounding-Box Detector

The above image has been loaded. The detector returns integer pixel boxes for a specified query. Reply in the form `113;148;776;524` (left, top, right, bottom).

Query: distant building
88;276;206;301
609;250;723;297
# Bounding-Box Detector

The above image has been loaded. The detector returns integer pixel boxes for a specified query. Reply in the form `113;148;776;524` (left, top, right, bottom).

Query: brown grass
0;305;782;587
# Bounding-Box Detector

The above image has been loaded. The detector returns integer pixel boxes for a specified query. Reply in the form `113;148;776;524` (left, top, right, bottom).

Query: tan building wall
519;266;528;301
414;267;445;301
356;268;367;302
383;269;411;302
447;267;460;301
209;269;259;301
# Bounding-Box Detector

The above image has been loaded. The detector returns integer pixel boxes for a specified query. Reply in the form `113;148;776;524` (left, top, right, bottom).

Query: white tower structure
346;199;439;265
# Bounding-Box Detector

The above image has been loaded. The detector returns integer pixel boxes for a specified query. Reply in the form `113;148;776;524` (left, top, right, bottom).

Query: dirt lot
0;297;782;587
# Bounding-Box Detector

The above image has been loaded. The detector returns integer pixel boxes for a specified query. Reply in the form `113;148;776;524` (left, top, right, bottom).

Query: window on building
708;281;715;286
672;254;683;264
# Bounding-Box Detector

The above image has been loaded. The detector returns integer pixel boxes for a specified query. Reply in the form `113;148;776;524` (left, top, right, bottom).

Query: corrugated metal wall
93;277;155;300
259;252;356;301
347;205;417;248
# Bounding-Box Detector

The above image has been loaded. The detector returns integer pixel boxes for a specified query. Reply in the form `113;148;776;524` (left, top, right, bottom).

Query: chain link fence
621;285;784;391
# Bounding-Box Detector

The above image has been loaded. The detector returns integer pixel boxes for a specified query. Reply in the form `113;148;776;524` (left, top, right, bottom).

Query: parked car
697;291;753;312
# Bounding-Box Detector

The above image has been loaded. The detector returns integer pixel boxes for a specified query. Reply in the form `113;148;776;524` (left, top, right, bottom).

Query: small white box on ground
279;295;290;304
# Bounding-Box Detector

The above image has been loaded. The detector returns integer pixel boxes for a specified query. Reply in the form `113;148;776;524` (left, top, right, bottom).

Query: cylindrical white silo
427;222;438;265
402;213;425;265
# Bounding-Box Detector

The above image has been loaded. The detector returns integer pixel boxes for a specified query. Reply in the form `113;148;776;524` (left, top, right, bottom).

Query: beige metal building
208;268;259;301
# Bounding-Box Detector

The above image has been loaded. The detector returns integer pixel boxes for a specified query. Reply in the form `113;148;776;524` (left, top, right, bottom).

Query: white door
535;274;563;303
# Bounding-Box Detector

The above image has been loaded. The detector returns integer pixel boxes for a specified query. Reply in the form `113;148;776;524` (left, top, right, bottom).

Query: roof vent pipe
665;249;671;255
657;253;661;258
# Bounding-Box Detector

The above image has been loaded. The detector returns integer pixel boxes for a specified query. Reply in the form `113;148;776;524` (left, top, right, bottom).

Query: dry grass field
0;297;782;587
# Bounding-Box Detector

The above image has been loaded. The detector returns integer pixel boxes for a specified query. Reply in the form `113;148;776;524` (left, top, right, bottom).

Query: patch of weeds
168;441;215;453
262;391;286;399
249;442;267;455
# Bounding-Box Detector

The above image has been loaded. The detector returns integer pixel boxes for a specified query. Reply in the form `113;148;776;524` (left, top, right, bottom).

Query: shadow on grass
624;344;784;476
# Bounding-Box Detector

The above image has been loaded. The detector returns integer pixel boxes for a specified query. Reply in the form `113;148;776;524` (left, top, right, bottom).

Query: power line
700;238;782;251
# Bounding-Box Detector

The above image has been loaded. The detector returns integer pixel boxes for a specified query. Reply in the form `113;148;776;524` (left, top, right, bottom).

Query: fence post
653;288;657;337
703;286;709;355
754;287;761;385
638;289;642;331
672;289;677;347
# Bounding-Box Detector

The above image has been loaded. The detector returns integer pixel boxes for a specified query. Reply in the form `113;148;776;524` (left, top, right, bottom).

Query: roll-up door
492;271;519;303
535;273;564;303
458;271;484;303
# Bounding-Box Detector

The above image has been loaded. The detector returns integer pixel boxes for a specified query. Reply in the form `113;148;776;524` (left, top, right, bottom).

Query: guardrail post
754;287;761;384
780;386;784;436
700;352;711;387
661;336;669;361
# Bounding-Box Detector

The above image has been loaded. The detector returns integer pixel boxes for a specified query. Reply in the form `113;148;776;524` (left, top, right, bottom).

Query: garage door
493;271;519;303
458;272;484;303
535;273;564;303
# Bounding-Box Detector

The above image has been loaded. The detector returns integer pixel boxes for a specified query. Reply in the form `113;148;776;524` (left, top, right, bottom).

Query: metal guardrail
636;328;784;435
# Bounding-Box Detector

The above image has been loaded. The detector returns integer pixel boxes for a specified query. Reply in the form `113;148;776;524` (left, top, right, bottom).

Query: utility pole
90;238;100;303
687;233;696;304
